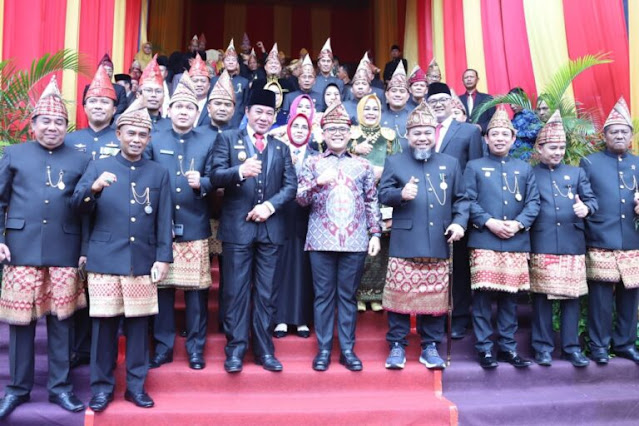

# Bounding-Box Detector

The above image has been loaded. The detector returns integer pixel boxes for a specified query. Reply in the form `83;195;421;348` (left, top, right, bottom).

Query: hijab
286;113;312;148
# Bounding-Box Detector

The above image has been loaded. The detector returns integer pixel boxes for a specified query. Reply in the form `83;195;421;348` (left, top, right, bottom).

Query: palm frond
470;92;531;124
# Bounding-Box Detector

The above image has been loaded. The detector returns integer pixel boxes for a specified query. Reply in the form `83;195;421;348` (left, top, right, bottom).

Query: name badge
173;224;184;237
481;167;495;171
74;144;87;152
160;149;174;155
514;171;520;175
233;145;244;149
564;175;570;180
439;166;447;170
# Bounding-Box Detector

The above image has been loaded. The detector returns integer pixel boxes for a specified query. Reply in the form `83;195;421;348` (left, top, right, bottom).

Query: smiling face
289;115;310;145
410;81;427;100
139;83;164;113
31;114;67;149
84;96;117;127
323;124;351;154
298;70;316;91
265;59;282;77
323;86;340;108
318;57;332;75
224;55;239;74
361;97;381;127
169;100;198;132
246;105;275;135
191;75;210;99
296;97;313;118
485;127;516;157
386;86;409;110
117;124;150;161
352;79;371;100
537;142;566;167
604;124;633;155
427;94;452;122
407;126;436;150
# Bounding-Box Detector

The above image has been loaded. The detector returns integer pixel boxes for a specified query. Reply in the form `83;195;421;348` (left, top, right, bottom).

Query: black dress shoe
188;353;206;370
256;354;283;372
124;390;154;408
49;391;84;412
149;351;173;369
312;350;331;371
534;351;553;366
70;353;90;369
179;329;187;337
339;350;363;371
561;351;590;367
88;392;113;413
224;356;243;373
613;347;639;364
451;329;466;340
296;328;311;339
273;330;287;338
589;349;609;365
497;351;532;368
0;394;30;419
478;351;498;369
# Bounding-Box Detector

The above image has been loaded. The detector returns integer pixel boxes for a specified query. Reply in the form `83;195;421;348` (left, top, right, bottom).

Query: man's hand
0;243;11;262
246;203;273;222
573;195;589;218
184;170;201;190
91;172;117;194
152;261;170;282
485;218;516;239
401;176;419;201
373;166;383;182
354;141;373;155
317;168;338;186
78;256;87;268
445;224;465;243
368;236;381;256
239;155;262;178
256;41;266;53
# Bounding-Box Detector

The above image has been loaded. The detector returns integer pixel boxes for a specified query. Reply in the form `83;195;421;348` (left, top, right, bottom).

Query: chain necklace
178;155;195;176
426;173;447;206
502;172;522;202
130;183;153;214
46;166;65;190
618;171;639;200
552;180;574;200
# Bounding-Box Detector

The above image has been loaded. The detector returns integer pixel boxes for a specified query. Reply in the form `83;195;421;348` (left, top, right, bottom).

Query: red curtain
246;5;275;51
563;0;630;122
443;0;467;94
416;0;433;69
75;0;115;129
331;6;373;64
189;1;224;52
124;0;143;70
291;5;313;59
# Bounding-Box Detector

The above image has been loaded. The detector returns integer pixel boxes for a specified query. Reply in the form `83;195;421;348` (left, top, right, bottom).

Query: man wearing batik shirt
465;107;540;369
297;101;381;372
0;77;89;419
378;102;468;371
580;97;639;365
530;111;596;368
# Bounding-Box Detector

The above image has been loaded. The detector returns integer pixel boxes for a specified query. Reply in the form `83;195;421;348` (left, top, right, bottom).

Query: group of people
0;35;637;423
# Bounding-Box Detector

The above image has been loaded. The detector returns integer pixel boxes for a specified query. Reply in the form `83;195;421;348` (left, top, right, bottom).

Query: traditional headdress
451;96;467;115
116;97;152;129
31;75;68;121
188;53;209;79
426;82;451;99
604;97;633;130
225;39;237;58
352;52;372;83
266;43;279;65
387;61;408;89
321;101;351;127
139;54;163;88
247;90;276;109
487;105;516;133
406;101;437;129
408;65;427;86
170;72;198;107
208;70;235;104
427;58;440;76
86;65;117;101
301;54;315;75
536;110;565;146
114;74;132;84
98;54;114;69
318;38;333;60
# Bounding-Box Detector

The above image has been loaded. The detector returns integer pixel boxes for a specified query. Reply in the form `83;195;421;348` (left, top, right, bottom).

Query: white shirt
435;116;454;153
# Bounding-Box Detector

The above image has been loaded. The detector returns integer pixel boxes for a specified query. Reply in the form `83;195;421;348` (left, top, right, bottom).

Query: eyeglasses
324;127;350;135
427;97;451;106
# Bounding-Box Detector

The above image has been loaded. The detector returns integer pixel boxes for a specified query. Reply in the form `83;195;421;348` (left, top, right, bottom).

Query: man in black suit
211;90;297;373
426;82;483;339
459;69;495;135
383;45;408;86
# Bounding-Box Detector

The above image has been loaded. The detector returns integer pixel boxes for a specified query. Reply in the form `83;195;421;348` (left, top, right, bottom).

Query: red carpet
85;260;457;426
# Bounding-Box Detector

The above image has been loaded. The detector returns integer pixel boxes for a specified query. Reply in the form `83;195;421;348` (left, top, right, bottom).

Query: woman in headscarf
272;113;317;338
134;42;153;69
350;93;401;312
319;82;342;113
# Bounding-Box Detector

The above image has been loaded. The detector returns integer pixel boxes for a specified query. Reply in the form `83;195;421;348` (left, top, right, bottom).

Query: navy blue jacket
531;163;598;255
459;91;495;134
381;107;410;147
282;89;323;113
438;119;485;170
465;154;540;252
379;150;469;260
341;87;386;108
312;75;344;97
145;128;214;242
211;128;297;245
65;126;120;160
0;142;91;267
580;150;639;250
72;154;173;276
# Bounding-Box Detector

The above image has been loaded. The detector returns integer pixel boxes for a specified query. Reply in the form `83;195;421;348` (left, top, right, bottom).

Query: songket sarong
382;257;449;315
470;249;530;293
160;239;212;290
585;248;639;289
0;265;86;325
88;273;157;317
530;254;587;299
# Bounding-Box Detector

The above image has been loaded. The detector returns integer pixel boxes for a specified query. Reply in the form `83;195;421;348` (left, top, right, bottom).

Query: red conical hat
188;53;209;79
86;64;116;101
139;54;163;88
31;75;68;120
408;65;426;85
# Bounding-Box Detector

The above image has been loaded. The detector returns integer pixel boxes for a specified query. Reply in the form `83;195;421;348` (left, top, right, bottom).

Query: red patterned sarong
530;254;587;299
0;265;86;325
382;257;449;315
160;239;212;290
586;248;639;289
470;249;530;293
88;273;157;317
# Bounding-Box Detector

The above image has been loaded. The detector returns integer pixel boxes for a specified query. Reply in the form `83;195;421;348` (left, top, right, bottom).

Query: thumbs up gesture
401;176;419;201
572;194;589;218
240;154;263;178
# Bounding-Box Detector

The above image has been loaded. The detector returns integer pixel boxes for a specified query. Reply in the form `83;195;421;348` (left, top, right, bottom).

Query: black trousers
309;251;367;352
451;237;472;332
222;241;280;359
72;288;91;358
386;311;445;348
587;280;639;352
90;315;149;394
531;293;581;354
472;290;518;353
153;288;209;356
216;254;225;333
6;315;73;396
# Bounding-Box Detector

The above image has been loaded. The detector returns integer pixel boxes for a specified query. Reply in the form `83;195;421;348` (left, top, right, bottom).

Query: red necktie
255;133;265;153
435;124;443;152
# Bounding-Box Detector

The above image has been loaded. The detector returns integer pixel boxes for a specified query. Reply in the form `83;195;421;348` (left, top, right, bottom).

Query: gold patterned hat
31;75;68;121
604;97;633;130
170;72;198;107
225;38;237;58
209;70;235;104
427;58;440;76
116;97;152;129
266;43;279;65
536;110;565;146
352;52;372;83
487;105;516;133
406;101;437;129
387;60;408;89
317;38;333;60
301;54;315;75
321;101;351;127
